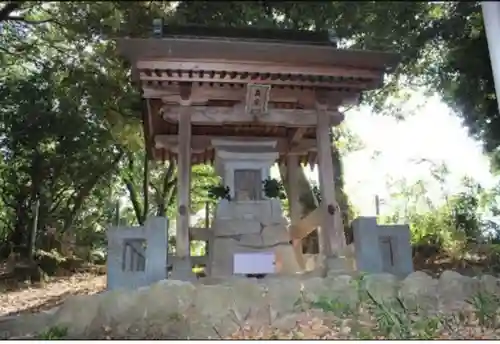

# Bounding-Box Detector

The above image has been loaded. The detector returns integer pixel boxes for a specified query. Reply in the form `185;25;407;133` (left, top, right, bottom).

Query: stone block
352;217;413;277
213;219;262;236
238;233;264;247
261;224;290;246
106;217;168;291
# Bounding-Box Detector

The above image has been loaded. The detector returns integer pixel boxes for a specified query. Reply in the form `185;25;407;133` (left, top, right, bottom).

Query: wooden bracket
179;82;193;105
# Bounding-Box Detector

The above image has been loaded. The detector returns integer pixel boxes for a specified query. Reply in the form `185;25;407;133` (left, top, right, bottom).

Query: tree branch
5;16;53;24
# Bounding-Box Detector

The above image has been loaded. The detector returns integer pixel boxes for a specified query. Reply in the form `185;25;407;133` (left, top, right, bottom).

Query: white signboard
233;252;276;274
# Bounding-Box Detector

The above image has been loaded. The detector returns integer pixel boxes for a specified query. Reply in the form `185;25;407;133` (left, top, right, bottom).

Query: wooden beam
176;105;192;259
169;255;207;266
286;154;306;270
141;72;370;89
316;105;346;256
290;128;307;144
189;227;211;242
143;84;320;106
154;135;316;154
162;106;343;127
136;59;382;80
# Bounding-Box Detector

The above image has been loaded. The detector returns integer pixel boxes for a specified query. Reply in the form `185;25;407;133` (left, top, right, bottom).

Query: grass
37;326;68;339
303;286;500;339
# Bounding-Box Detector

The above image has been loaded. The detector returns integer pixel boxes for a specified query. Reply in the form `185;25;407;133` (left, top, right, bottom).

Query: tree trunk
63;152;124;231
156;162;176;217
142;153;150;223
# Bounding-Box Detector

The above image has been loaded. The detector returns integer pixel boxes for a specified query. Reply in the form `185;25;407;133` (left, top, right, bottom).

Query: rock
125;280;196;337
399;271;438;311
362;273;398;303
300;277;331;302
229;279;267;321
265;278;302;315
438;270;474;311
189;284;238;338
479;274;500;295
0;313;53;339
50;294;101;337
88;289;142;336
324;275;358;307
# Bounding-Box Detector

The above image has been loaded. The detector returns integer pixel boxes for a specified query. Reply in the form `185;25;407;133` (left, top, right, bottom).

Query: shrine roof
155;24;339;46
115;24;401;164
116;25;400;73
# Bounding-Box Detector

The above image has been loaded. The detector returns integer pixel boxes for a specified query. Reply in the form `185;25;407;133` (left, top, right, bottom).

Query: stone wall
3;270;500;339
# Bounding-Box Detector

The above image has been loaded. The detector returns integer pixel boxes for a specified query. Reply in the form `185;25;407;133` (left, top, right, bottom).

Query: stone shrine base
2;271;500;339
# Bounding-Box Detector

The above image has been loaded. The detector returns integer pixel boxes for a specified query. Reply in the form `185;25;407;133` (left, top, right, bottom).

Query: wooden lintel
162;106;343;127
189;227;211;241
144;84;323;107
168;254;207;266
155;135;316;154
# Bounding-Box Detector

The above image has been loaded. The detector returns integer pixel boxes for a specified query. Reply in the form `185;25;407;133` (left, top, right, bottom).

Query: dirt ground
0;273;106;317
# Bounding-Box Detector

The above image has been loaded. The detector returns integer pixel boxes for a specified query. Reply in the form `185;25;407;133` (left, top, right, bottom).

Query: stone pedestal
207;139;301;277
210;199;300;277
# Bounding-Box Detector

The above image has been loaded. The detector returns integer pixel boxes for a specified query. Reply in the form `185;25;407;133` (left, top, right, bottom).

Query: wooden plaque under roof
115;23;400;165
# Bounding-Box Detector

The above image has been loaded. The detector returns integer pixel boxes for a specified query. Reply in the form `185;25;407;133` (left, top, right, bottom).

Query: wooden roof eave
115;37;401;74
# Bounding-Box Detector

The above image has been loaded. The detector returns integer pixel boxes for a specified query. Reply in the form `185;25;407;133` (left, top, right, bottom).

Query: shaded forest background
2;1;500;277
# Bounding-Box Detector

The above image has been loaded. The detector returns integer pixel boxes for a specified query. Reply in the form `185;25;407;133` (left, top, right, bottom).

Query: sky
271;91;498;217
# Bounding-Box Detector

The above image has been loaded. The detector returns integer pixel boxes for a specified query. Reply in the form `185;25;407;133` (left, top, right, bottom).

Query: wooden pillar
316;105;346;256
286;154;306;270
176;104;191;259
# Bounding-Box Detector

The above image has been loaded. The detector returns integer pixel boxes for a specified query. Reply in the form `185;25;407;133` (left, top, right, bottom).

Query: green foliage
262;178;286;200
207;184;231;202
0;1;498;266
37;326;68;340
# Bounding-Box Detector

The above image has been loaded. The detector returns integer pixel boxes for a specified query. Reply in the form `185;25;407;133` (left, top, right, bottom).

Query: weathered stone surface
399;271;438;310
0;312;52;339
189;284;238;338
300;277;330;301
261;224;290;246
324;275;358;306
265;278;303;315
230;279;267;317
480;274;500;295
6;270;499;339
50;294;101;336
438;270;477;311
238;233;264;247
213;219;262;236
362;273;398;302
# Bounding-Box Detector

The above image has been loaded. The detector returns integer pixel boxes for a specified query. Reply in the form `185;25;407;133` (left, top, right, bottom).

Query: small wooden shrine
115;23;399;278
